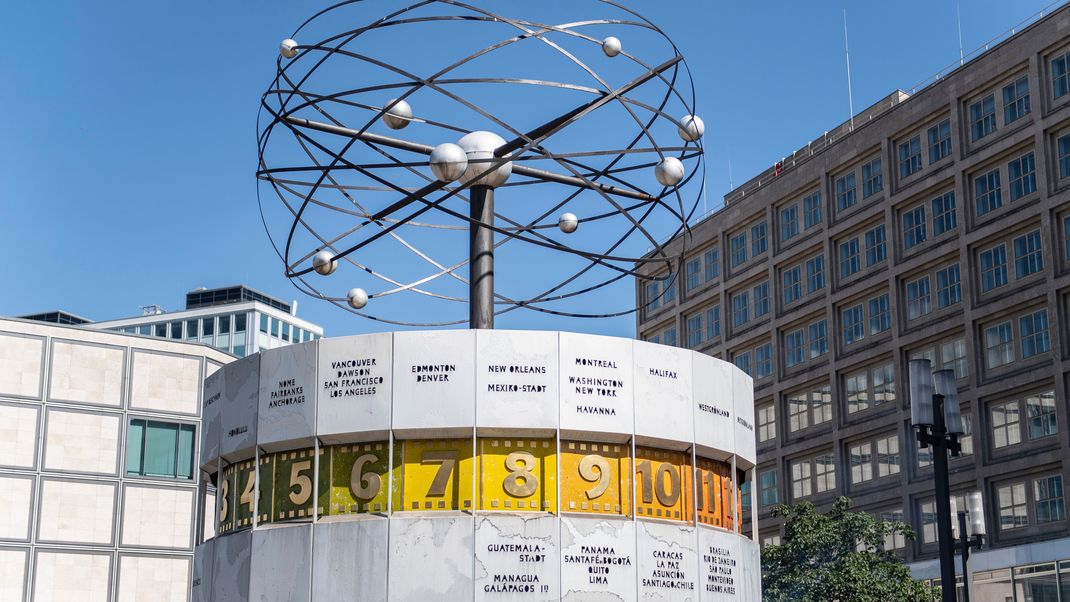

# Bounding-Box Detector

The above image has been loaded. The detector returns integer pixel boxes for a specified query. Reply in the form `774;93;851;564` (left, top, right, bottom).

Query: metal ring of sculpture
257;0;705;327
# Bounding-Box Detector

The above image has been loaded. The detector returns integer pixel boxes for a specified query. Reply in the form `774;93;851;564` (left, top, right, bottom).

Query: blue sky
0;0;1060;338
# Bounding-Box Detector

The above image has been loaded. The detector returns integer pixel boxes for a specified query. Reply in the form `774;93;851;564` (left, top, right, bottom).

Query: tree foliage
761;496;937;602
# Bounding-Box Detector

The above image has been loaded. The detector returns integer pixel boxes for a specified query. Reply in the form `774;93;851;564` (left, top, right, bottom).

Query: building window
783;266;802;305
877;435;900;478
185;319;198;341
706;305;721;340
960;413;974;455
663;274;676;304
645;282;660;310
943;338;968;379
755;343;773;379
932;191;957;235
785;329;804;368
734;350;752;376
984;321;1014;369
1035;475;1065;523
758;403;776;443
928;119;952;163
803;191;823;229
1054;51;1070;98
903;205;926;249
864;225;886;266
760;470;779;507
815;454;836;494
998;482;1029;530
836;173;857;211
920;500;939;542
849;442;873;484
906;276;932;320
730;233;747;267
809;320;828;358
1008;152;1036;201
936;265;961;309
685;258;702;291
975;168;1003;216
839;238;861;278
843;304;864;345
899;135;922;178
780;206;799;241
686;313;703;349
806;255;825;293
869;294;891;335
1002;75;1030;124
1020;310;1050;358
1027;390;1057;439
786;385;832;433
970;94;997;141
662;326;677;347
753;282;770;318
1059;134;1070;179
980;245;1008;292
880;509;906;549
704;248;720;281
862;158;883;198
846;371;868;414
792;454;835;500
752;222;768;256
259;313;269;334
791;460;812;499
846;362;895;414
1064;216;1070;260
992;400;1022;449
1013;230;1044;278
126;419;195;480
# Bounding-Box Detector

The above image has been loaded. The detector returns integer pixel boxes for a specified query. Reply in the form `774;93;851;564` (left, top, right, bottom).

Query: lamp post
909;360;964;602
952;492;987;602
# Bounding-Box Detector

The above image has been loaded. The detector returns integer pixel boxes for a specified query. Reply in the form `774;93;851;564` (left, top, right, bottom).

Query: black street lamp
909;359;964;602
952;492;987;602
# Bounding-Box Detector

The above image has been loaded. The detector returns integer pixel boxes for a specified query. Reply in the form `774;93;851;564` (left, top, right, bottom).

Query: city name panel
194;330;760;601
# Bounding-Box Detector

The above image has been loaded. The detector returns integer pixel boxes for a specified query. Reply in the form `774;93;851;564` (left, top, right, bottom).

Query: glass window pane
126;420;145;476
177;425;195;480
144;421;179;478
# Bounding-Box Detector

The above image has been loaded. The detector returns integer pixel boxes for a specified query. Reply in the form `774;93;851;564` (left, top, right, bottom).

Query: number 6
350;454;381;500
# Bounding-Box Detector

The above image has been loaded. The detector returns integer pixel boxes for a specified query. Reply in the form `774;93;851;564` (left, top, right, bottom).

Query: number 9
579;454;610;500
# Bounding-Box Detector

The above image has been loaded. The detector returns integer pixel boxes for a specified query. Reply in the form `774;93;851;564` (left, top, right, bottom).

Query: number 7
421;450;457;497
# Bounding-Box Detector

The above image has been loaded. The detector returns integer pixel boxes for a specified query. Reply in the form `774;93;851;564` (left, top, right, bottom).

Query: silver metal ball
677;114;705;142
558;212;579;234
312;251;337;276
602;36;622;57
429;143;469;182
655;157;685;187
346;287;369;310
382;99;413;130
280;39;299;59
457;131;512;188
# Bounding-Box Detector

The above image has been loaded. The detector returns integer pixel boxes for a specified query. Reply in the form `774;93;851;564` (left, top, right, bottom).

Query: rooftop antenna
956;3;965;65
843;9;855;130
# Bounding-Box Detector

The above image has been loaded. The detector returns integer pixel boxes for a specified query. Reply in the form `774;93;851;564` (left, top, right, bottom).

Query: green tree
761;496;937;602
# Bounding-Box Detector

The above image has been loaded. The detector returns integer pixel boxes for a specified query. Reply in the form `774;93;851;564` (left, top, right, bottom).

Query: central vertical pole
469;185;494;329
933;395;957;602
958;511;971;602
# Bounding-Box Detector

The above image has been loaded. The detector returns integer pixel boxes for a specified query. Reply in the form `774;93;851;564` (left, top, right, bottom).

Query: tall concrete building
0;317;231;601
638;5;1070;596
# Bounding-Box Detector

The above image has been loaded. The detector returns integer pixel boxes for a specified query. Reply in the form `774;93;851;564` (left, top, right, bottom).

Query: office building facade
0;317;231;601
637;5;1070;596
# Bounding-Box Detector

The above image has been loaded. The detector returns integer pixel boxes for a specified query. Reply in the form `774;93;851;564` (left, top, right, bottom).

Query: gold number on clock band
288;460;313;505
503;451;538;497
350;453;381;500
578;454;611;500
240;470;255;513
636;459;681;506
422;450;457;497
219;478;230;522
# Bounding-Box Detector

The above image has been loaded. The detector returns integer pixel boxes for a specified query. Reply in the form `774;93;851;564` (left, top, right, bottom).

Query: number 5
288;460;312;505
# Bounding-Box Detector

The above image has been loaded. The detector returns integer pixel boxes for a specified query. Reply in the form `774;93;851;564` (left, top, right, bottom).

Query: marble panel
130;350;202;415
312;518;388;601
0;331;44;400
474;513;558;601
0;402;39;469
201;367;223;471
120;485;195;549
258;342;317;452
249;524;313;602
117;554;190;602
48;340;124;407
388;514;474;600
559;332;634;441
213;529;252;602
560;516;637;601
637;520;698;601
37;479;116;545
0;475;33;540
392;330;476;437
43;408;121;475
476;330;559;434
731;369;756;469
221;354;260;462
317;333;392;443
692;354;734;460
191;539;215;602
697;527;741;601
0;548;27;602
33;550;111;602
633;340;693;449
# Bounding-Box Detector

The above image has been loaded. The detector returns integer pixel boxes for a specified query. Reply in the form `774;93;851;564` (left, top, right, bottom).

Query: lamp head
908;358;934;427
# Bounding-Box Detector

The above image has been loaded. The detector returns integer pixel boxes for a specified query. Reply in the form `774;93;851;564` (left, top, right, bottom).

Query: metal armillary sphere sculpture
257;0;705;328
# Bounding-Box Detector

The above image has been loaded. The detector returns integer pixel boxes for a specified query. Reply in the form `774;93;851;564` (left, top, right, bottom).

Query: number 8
503;451;538;497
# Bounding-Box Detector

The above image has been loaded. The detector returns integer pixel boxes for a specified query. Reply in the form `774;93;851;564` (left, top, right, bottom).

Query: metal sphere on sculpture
279;38;298;59
257;0;705;326
312;251;337;276
346;287;369;309
558;212;579;234
381;99;413;130
678;114;705;142
457;130;512;188
602;36;622;57
655;156;685;187
429;142;469;182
